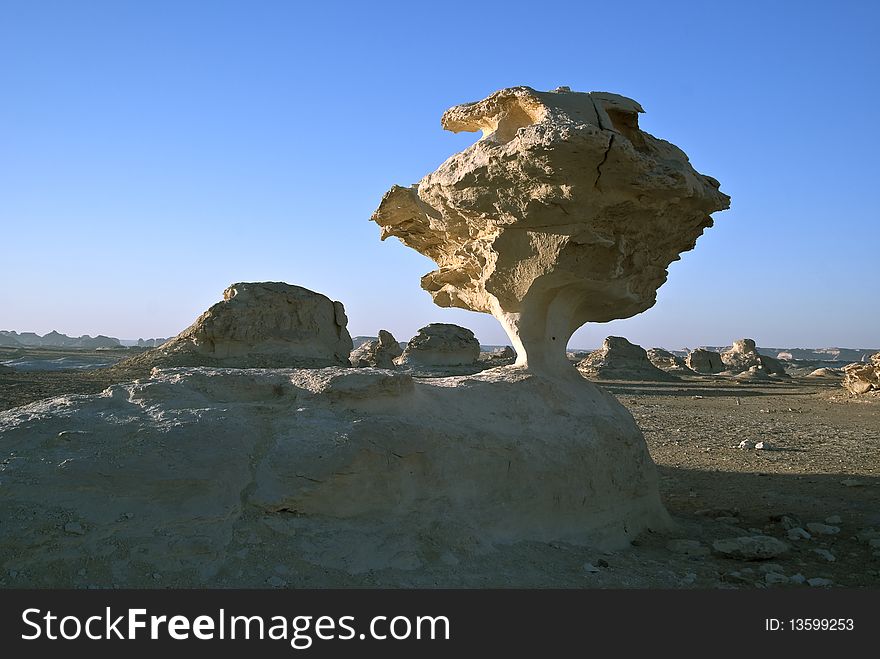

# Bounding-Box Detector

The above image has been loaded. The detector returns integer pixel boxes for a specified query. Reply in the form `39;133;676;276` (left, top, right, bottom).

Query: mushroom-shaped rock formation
686;348;725;374
350;329;403;368
398;323;480;367
372;86;729;375
578;336;679;381
117;282;353;370
843;353;880;395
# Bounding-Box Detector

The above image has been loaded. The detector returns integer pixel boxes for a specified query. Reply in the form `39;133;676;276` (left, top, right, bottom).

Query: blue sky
1;0;877;349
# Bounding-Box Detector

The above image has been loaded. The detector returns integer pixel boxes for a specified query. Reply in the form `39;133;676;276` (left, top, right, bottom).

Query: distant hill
0;330;121;349
678;346;877;362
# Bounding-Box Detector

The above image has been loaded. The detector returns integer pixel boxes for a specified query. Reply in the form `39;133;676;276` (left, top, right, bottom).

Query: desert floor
1;361;877;588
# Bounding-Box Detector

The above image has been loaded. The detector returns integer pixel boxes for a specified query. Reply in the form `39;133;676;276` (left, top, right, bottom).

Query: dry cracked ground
1;362;878;589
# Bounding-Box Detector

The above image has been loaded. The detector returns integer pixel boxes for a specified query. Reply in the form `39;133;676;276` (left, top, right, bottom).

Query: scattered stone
63;522;85;536
787;527;811;541
712;536;789;560
824;515;842;525
597;558;610;568
758;563;785;574
806;523;840;536
666;539;710;556
807;577;834;587
765;572;789;585
789;574;806;585
738;440;756;450
754;441;773;451
266;576;285;588
583;563;600;574
812;549;836;562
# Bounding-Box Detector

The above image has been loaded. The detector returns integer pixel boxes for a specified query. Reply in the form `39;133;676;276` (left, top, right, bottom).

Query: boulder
647;348;696;375
685;348;725;374
372;85;729;374
806;367;842;378
578;337;679;381
117;282;353;370
843;353;880;395
398;323;480;367
349;329;403;368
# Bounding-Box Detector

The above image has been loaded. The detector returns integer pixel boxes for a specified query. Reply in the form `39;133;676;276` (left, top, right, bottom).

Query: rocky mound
578;337;679;381
843;353;880;395
647;348;696;375
398;323;480;367
806;368;843;379
349;329;402;368
0;366;669;582
117;282;353;371
686;348;725;374
721;339;788;377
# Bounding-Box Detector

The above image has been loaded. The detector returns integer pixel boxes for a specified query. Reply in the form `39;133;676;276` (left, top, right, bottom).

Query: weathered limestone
372;86;729;374
398;323;480;367
721;339;788;377
843;353;880;395
349;329;402;368
806;367;843;378
0;366;669;579
578;337;679;381
647;348;696;375
686;348;725;374
119;282;353;370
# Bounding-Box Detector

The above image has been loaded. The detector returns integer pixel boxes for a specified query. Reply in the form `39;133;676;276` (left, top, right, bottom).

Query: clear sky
1;0;877;350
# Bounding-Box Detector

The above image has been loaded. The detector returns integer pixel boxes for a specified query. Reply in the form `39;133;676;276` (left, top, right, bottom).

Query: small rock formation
806;367;842;378
721;339;788;377
843;352;880;395
712;536;789;560
685;348;725;374
372;86;729;374
349;329;403;368
646;348;696;375
118;282;353;370
398;323;480;367
578;337;679;381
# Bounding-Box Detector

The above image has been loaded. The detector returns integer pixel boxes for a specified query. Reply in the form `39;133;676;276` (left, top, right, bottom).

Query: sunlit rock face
118;282;353;370
372;86;729;375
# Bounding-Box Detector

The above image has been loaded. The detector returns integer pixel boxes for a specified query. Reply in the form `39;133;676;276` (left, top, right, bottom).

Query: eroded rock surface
0;366;669;581
398;323;480;367
686;348;725;374
118;282;353;370
647;348;696;375
372;85;729;374
843;353;880;395
350;329;402;368
721;339;788;377
578;337;678;381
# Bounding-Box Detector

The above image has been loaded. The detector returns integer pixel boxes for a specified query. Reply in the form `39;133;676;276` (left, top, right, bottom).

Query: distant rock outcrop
647;348;696;375
398;324;480;367
721;339;788;377
843;353;880;395
578;337;678;381
685;348;725;374
117;282;353;370
350;329;403;368
0;330;120;349
137;338;168;348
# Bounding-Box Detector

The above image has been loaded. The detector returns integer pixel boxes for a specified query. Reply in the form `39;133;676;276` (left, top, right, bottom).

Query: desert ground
1;347;876;589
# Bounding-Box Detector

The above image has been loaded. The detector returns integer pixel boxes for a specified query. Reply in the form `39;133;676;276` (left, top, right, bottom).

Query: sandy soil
1;358;877;589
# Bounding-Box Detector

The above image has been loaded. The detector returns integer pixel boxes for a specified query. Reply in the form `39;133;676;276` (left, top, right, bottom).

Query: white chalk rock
349;329;403;368
578;337;679;381
398;323;480;367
